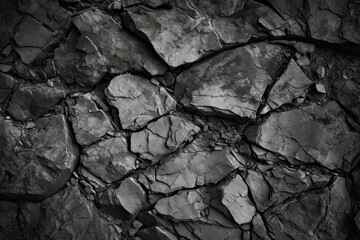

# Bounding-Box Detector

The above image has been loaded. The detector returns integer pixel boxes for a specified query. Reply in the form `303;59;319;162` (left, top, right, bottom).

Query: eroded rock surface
105;73;177;130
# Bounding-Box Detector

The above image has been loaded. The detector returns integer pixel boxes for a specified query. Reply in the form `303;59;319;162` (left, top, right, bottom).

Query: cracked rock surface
1;0;360;239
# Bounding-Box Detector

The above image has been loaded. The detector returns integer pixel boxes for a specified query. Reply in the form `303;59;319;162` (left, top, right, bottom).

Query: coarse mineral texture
0;115;79;201
246;101;360;170
130;114;200;162
81;137;137;184
174;42;290;119
105;73;177;130
68;93;115;145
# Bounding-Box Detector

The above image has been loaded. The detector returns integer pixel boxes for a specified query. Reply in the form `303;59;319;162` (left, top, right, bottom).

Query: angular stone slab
140;147;241;193
99;178;147;220
105;73;177;130
68;93;115;145
175;42;290;119
81;137;137;184
0;115;79;201
246;101;360;170
131;114;200;162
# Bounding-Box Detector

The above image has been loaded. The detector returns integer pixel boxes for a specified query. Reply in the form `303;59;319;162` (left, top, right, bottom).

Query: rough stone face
174;43;289;119
7;83;66;121
0;201;22;240
105;73;177;130
68;93;115;145
99;178;147;220
246;101;360;170
0;73;19;104
246;165;332;211
19;185;121;240
0;0;21;49
0;115;79;201
124;1;289;67
55;9;167;86
155;188;209;221
131;114;200;162
137;226;178;240
81;137;137;184
264;177;351;240
261;59;313;113
221;175;256;225
139;147;241;193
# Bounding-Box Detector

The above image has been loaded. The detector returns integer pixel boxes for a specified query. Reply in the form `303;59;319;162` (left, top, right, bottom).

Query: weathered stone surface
155;188;209;221
131;114;200;162
221;175;256;225
246;165;332;211
19;185;121;240
0;115;79;201
246;101;360;170
124;1;288;67
7;83;66;121
68;93;115;145
105;73;177;130
174;43;289;119
264;177;351;240
99;178;147;220
55;9;167;86
82;137;137;184
139;146;241;193
262;59;313;113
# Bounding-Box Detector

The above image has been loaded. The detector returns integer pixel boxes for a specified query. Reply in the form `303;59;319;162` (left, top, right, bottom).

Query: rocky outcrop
1;0;360;239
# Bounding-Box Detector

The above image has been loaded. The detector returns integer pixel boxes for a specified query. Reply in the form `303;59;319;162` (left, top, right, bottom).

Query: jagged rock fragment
0;201;22;240
99;178;147;220
81;137;137;184
7;83;66;121
262;59;313;113
68;93;114;145
124;1;288;67
55;9;167;86
174;43;289;119
246;101;360;170
0;0;21;49
105;73;176;130
0;73;18;104
155;189;209;221
0;115;79;201
221;175;256;225
130;114;200;162
140;147;241;193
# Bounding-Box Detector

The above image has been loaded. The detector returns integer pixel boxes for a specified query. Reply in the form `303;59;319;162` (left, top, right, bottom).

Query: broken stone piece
137;226;178;240
130;114;200;162
221;175;256;225
68;93;115;145
246;101;360;170
7;83;66;121
81;137;137;184
105;73;177;130
99;178;147;220
0;115;79;201
174;42;289;119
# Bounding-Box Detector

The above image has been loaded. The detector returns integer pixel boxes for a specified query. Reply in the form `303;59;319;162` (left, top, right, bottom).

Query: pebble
150;78;160;86
25;122;35;129
47;79;54;87
316;83;326;94
133;220;143;229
